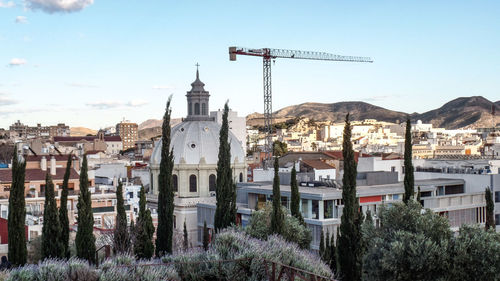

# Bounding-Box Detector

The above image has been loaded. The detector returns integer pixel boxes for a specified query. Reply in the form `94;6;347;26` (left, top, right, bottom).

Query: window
194;103;200;115
391;166;396;172
173;175;178;192
202;103;207;115
324;200;334;219
312;200;319;219
189;175;197;192
437;186;445;196
496;192;500;203
445;184;464;195
239;172;243;183
209;174;216;192
188;103;192;115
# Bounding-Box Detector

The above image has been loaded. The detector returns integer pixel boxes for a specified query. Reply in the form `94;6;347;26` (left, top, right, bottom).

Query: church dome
150;121;245;166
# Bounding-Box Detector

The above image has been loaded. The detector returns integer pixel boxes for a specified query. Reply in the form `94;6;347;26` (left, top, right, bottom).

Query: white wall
314;169;336;181
358;157;404;181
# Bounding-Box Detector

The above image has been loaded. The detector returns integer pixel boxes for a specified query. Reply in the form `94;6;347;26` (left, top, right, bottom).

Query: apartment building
116;121;138;150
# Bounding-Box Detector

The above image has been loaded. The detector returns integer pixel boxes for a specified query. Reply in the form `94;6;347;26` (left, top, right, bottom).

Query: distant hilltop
70;127;97;136
247;96;500;129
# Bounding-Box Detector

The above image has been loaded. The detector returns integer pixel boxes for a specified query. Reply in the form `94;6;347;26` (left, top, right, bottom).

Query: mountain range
247;96;499;129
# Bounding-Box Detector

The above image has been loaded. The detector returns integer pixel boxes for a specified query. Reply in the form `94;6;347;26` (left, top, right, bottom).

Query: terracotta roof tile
301;159;335;170
0;168;79;182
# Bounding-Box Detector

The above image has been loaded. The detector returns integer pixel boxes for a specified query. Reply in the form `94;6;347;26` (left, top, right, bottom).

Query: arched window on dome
239;172;243;183
202;103;207;115
188;102;192;115
173;174;178;192
209;174;216;192
194;103;200;115
189;174;197;192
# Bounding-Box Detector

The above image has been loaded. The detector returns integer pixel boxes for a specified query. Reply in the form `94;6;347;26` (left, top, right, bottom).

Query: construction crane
229;46;373;167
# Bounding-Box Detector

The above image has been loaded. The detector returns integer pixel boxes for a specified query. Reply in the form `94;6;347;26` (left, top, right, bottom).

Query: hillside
70;127;97;136
246;96;499;129
138;118;182;140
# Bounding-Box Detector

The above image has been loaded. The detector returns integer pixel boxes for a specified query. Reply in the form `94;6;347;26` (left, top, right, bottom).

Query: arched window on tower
194;103;200;115
189;174;197;192
239;172;244;183
173;174;178;192
202;103;207;115
209;174;216;192
188;102;193;115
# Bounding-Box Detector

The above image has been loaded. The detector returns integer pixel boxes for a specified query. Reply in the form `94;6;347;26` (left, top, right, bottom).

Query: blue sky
1;0;499;129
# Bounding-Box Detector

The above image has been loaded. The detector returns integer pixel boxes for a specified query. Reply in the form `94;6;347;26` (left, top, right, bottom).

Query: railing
100;257;336;281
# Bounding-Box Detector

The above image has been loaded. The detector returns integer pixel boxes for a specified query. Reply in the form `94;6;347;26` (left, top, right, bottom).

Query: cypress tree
365;210;373;225
324;229;331;262
59;155;72;258
203;221;209;251
113;182;130;254
214;102;237;231
41;173;63;259
416;186;422;206
156;96;175;256
290;164;303;223
337;113;363;281
270;156;284;234
76;154;96;264
403;118;414;204
183;220;188;251
319;230;325;260
329;232;337;273
485;187;495;230
134;185;155;259
8;149;27;266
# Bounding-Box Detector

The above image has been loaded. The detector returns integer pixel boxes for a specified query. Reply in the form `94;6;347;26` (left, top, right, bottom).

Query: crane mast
229;46;373;168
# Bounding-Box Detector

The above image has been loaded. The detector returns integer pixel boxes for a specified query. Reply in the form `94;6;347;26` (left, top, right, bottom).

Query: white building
210;109;246;151
149;69;247;247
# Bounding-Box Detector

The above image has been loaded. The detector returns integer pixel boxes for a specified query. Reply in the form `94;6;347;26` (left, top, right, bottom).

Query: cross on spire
195;63;200;79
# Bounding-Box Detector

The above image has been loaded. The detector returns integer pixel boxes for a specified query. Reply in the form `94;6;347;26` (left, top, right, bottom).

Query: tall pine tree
214;102;237;231
8;149;27;266
203;221;209;251
270;156;284;234
485;187;495;230
156;96;175;256
183;220;188;251
403;118;414;204
59;155;72;258
41;173;63;259
290;164;303;223
134;185;155;259
76;154;96;264
113;182;130;254
337;114;363;281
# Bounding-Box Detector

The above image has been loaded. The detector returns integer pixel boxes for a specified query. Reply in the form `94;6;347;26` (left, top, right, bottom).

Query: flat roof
239;178;465;200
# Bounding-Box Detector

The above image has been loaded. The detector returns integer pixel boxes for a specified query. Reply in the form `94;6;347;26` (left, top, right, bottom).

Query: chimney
41;156;47;171
50;156;56;176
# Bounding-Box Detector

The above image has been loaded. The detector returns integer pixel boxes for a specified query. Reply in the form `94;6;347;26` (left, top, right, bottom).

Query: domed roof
150;120;245;166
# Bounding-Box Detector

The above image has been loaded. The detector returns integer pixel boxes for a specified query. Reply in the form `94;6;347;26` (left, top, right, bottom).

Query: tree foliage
337;114;363;281
246;203;311;249
290;165;303;224
403;118;414;204
41;173;63;259
113;182;130;254
59;155;72;258
270;157;284;235
485;187;495;230
363;201;451;281
8;149;27;266
75;155;96;264
156;96;175;256
203;221;209;251
272;140;288;157
134;186;155;259
214;102;237;231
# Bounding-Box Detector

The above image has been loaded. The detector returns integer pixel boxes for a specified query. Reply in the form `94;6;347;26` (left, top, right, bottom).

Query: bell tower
185;64;212;121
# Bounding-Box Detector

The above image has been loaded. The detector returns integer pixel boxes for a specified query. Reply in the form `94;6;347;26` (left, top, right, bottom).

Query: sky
0;0;499;129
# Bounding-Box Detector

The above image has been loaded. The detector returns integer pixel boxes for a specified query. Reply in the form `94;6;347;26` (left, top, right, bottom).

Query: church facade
149;69;247;248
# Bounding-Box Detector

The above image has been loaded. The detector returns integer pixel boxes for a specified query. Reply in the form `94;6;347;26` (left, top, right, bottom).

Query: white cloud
67;82;98;88
8;58;27;66
0;1;15;8
15;16;28;24
25;0;93;13
126;100;148;107
152;85;175;90
87;100;149;110
0;93;17;106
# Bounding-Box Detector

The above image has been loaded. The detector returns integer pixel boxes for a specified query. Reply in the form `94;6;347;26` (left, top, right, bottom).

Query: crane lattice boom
229;46;373;168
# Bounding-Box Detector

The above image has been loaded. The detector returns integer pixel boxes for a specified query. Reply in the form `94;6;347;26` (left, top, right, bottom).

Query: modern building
148;69;247;247
54;132;122;155
9;120;70;140
116;121;139;151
